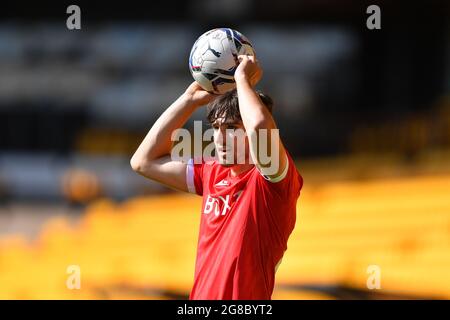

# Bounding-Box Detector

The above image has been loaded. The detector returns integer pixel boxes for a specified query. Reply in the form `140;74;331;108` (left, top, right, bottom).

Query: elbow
130;155;144;173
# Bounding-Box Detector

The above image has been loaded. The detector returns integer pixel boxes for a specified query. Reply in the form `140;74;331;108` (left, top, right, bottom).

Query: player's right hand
184;81;218;106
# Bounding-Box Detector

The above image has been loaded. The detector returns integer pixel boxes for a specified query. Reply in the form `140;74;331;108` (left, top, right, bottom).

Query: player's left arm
234;55;288;181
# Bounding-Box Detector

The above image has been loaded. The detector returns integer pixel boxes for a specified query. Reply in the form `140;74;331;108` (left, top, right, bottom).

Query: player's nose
214;129;224;144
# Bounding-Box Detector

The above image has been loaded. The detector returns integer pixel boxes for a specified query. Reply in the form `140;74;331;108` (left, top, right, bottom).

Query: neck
230;163;254;177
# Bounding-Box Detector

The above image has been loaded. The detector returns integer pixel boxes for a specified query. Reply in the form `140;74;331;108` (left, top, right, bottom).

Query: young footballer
131;55;303;299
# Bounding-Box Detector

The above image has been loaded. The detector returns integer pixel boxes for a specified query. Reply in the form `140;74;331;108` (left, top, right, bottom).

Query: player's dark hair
206;89;273;124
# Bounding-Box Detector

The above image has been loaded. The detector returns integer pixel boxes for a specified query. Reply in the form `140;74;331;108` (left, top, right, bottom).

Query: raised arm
130;82;216;192
234;55;287;180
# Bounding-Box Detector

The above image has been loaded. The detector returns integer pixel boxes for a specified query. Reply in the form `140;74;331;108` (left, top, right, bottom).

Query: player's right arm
130;82;216;192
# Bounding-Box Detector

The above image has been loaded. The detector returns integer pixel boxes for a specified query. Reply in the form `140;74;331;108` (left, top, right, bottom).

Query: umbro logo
215;179;229;187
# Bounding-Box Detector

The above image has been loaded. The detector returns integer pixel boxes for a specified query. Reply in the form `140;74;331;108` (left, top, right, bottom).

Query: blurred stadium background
0;0;450;299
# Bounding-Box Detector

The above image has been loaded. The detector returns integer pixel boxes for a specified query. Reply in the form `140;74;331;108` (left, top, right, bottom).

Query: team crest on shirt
203;190;243;216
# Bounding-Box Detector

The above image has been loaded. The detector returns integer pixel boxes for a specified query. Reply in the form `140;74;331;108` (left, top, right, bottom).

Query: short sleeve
186;158;204;196
259;153;290;183
256;150;303;198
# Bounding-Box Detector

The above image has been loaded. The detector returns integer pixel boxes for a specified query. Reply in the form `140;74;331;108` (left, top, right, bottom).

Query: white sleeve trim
261;154;289;183
186;158;196;194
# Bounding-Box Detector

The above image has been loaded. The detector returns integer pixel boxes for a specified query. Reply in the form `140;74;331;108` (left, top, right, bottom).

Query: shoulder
187;156;217;168
188;156;222;180
254;150;303;197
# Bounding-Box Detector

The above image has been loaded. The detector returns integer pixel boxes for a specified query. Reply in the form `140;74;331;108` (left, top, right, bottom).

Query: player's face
211;118;250;167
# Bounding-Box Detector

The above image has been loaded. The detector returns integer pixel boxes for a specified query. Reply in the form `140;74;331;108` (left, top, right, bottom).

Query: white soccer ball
189;28;255;94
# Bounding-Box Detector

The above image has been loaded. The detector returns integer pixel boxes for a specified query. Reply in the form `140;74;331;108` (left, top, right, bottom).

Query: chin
218;158;235;167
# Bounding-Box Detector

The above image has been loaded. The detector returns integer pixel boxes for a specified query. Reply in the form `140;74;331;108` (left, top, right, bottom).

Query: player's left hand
234;54;263;87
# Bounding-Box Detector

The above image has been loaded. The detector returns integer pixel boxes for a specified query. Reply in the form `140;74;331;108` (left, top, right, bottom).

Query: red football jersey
186;151;303;300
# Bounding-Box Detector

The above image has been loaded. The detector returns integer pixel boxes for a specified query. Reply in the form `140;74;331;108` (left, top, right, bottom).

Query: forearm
235;76;286;176
235;77;276;130
131;93;199;165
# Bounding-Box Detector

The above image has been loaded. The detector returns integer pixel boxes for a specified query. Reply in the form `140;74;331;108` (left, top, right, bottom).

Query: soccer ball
189;28;255;94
